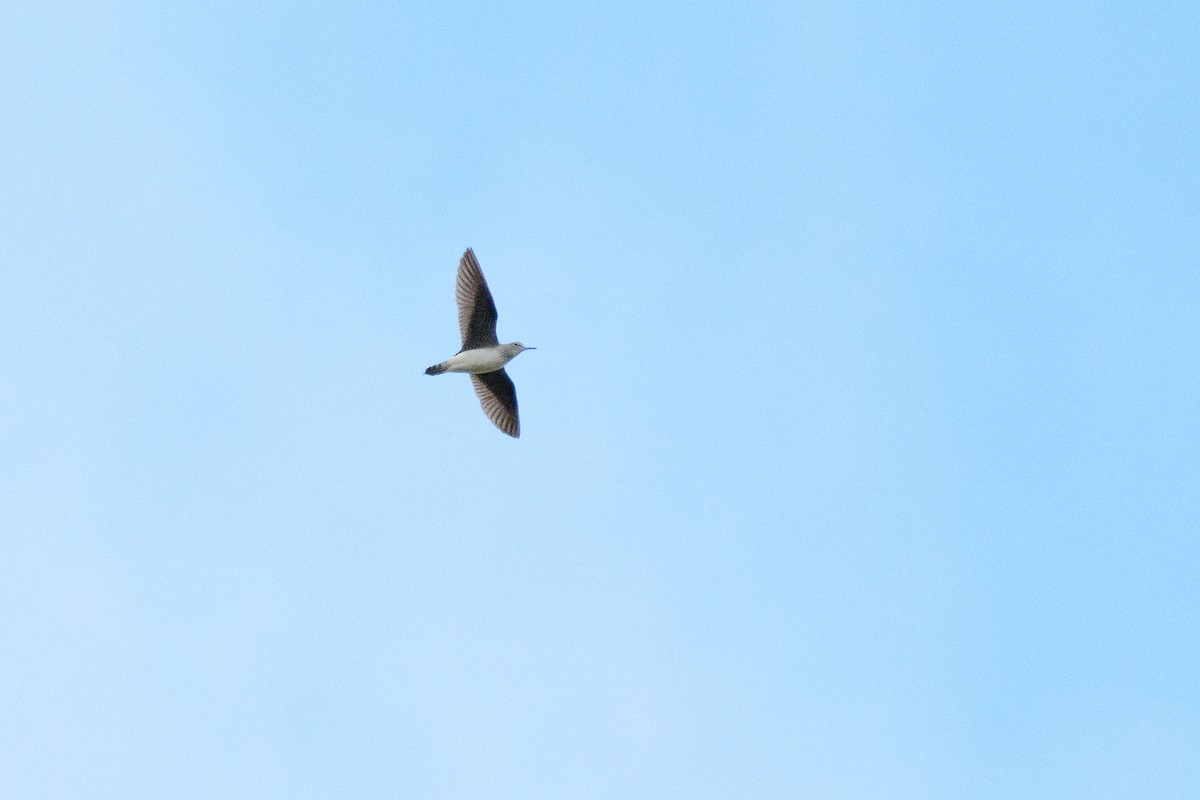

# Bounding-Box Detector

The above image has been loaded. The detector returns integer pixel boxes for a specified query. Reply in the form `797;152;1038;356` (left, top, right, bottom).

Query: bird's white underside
440;347;516;374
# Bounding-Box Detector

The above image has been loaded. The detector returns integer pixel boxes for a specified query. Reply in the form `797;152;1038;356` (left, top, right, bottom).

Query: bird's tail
425;362;448;375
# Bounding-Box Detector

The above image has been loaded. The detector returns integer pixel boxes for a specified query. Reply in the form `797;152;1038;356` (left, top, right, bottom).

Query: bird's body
425;249;534;438
425;342;528;376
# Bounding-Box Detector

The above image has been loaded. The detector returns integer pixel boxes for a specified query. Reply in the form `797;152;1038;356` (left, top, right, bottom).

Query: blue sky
2;2;1198;797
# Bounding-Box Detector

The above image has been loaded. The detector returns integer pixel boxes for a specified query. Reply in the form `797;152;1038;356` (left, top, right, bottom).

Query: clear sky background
2;2;1198;798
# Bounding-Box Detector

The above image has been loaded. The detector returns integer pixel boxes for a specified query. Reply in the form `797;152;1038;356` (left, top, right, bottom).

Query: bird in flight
425;248;535;438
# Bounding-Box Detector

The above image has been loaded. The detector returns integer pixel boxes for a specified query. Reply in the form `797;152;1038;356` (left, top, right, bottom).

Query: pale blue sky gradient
2;2;1198;798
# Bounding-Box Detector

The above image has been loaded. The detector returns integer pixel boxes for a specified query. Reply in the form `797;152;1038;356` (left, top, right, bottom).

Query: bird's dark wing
470;368;520;438
456;248;500;350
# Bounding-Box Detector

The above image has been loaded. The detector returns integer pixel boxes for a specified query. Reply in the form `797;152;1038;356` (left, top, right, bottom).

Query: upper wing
456;248;500;350
470;368;520;438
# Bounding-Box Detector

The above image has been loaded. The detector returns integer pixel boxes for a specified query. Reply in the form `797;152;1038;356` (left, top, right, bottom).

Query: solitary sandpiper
425;248;534;438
